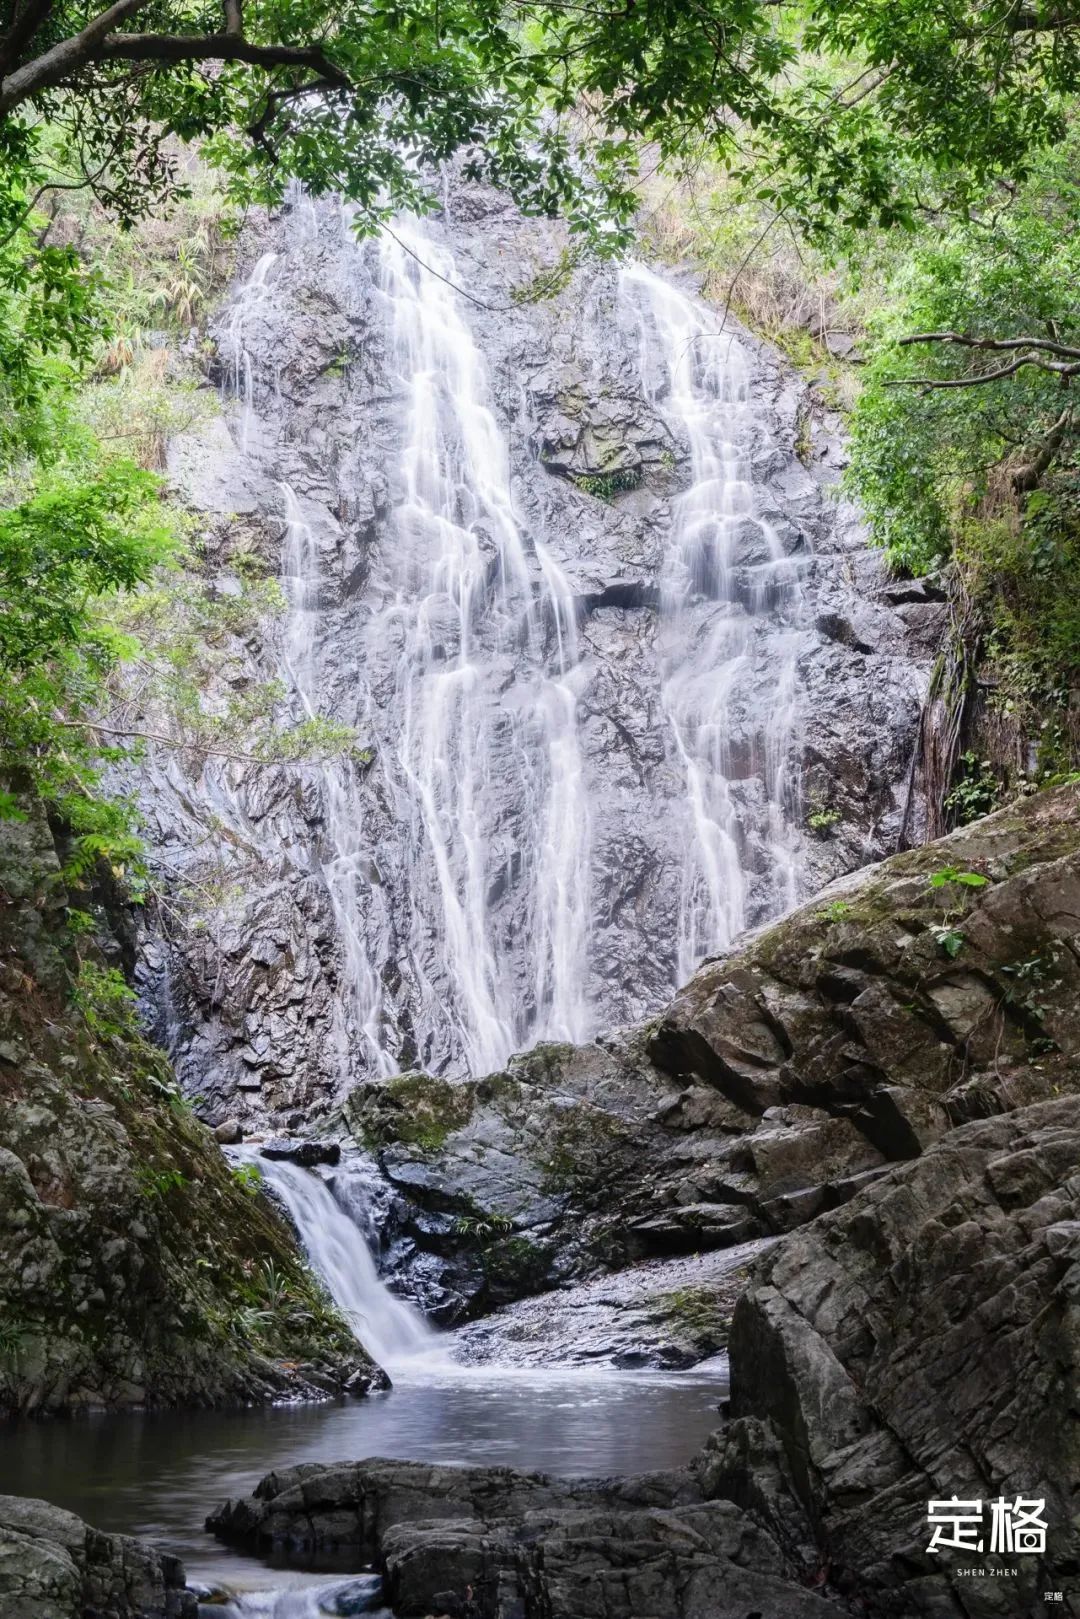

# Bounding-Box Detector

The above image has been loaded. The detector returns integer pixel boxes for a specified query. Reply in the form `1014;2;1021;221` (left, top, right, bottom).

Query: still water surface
1;1364;727;1592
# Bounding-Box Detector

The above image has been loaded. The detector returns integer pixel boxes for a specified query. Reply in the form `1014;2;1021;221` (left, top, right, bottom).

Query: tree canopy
2;0;1080;867
4;2;1080;243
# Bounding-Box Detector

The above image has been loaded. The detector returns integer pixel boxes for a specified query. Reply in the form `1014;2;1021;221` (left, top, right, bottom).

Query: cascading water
189;188;832;1096
279;483;393;1077
360;219;594;1073
620;263;807;981
245;1153;437;1372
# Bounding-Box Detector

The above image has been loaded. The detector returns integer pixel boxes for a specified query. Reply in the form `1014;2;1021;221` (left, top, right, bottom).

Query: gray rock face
650;781;1080;1154
336;786;1080;1326
451;1242;765;1370
702;1097;1080;1619
0;1494;194;1619
137;177;934;1129
206;1458;848;1619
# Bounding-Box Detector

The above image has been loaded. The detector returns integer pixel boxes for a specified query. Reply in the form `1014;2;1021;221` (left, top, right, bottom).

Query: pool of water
0;1362;728;1593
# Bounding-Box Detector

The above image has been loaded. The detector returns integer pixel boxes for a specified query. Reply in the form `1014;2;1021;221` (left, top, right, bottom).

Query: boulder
702;1097;1080;1617
0;1495;195;1619
650;783;1080;1157
260;1137;341;1167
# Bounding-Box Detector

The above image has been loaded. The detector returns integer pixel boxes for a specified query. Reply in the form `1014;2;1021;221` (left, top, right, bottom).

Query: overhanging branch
899;330;1080;361
95;29;352;87
0;3;352;113
0;0;151;112
889;329;1080;388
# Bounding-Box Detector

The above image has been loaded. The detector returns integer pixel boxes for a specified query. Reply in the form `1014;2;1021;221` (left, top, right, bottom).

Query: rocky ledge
341;782;1080;1332
207;1457;847;1619
0;1495;194;1619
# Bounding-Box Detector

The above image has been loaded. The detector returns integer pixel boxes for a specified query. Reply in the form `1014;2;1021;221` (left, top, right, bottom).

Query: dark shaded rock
0;802;377;1415
703;1097;1080;1618
261;1137;341;1167
0;1494;195;1619
207;1459;848;1619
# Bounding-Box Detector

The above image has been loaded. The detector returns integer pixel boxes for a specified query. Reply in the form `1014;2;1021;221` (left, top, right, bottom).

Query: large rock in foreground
0;1495;194;1619
207;1458;847;1619
704;1096;1080;1618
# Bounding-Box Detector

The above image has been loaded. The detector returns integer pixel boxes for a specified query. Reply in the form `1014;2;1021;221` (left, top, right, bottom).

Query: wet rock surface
0;1495;194;1619
338;785;1080;1329
451;1242;768;1370
207;1459;848;1619
137;176;934;1131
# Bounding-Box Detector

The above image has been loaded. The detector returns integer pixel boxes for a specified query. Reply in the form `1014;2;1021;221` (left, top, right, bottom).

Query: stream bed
1;1363;729;1599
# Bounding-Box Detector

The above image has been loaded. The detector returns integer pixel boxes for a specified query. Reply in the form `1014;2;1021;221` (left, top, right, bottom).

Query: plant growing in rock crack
138;1166;188;1200
256;1259;292;1311
0;1322;26;1368
72;961;141;1042
945;752;1001;827
806;795;841;838
571;468;642;501
1000;953;1062;1052
925;864;990;957
928;866;990;892
454;1211;515;1242
817;899;851;923
231;1163;263;1197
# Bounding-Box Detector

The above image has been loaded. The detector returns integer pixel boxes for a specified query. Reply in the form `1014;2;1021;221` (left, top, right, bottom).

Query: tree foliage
849;136;1080;573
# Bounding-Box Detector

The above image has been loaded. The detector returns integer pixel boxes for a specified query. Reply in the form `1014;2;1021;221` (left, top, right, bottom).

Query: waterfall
210;1576;386;1619
248;1153;437;1373
219;250;279;453
620;264;807;981
261;211;593;1078
365;219;593;1072
279;483;394;1078
194;191;827;1094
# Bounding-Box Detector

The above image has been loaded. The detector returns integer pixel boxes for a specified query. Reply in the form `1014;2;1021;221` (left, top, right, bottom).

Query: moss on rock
0;803;378;1415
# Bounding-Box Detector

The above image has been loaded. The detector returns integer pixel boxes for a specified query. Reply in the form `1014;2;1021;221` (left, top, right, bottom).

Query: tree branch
56;717;323;767
0;0;55;78
96;29;352;87
1012;407;1072;491
899;330;1080;361
0;0;151;112
886;354;1080;388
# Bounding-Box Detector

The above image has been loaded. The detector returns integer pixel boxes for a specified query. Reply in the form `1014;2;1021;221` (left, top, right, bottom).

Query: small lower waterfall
248;1155;437;1373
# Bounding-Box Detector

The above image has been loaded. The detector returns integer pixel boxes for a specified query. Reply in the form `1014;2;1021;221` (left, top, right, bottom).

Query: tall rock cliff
131;179;938;1129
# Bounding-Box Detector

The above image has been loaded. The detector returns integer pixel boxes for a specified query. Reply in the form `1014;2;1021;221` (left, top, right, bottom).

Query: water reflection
1;1366;726;1589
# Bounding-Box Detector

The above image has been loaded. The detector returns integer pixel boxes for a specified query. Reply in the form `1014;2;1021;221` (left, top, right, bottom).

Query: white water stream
621;264;806;982
243;1153;438;1373
212;202;808;1082
366;219;593;1073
